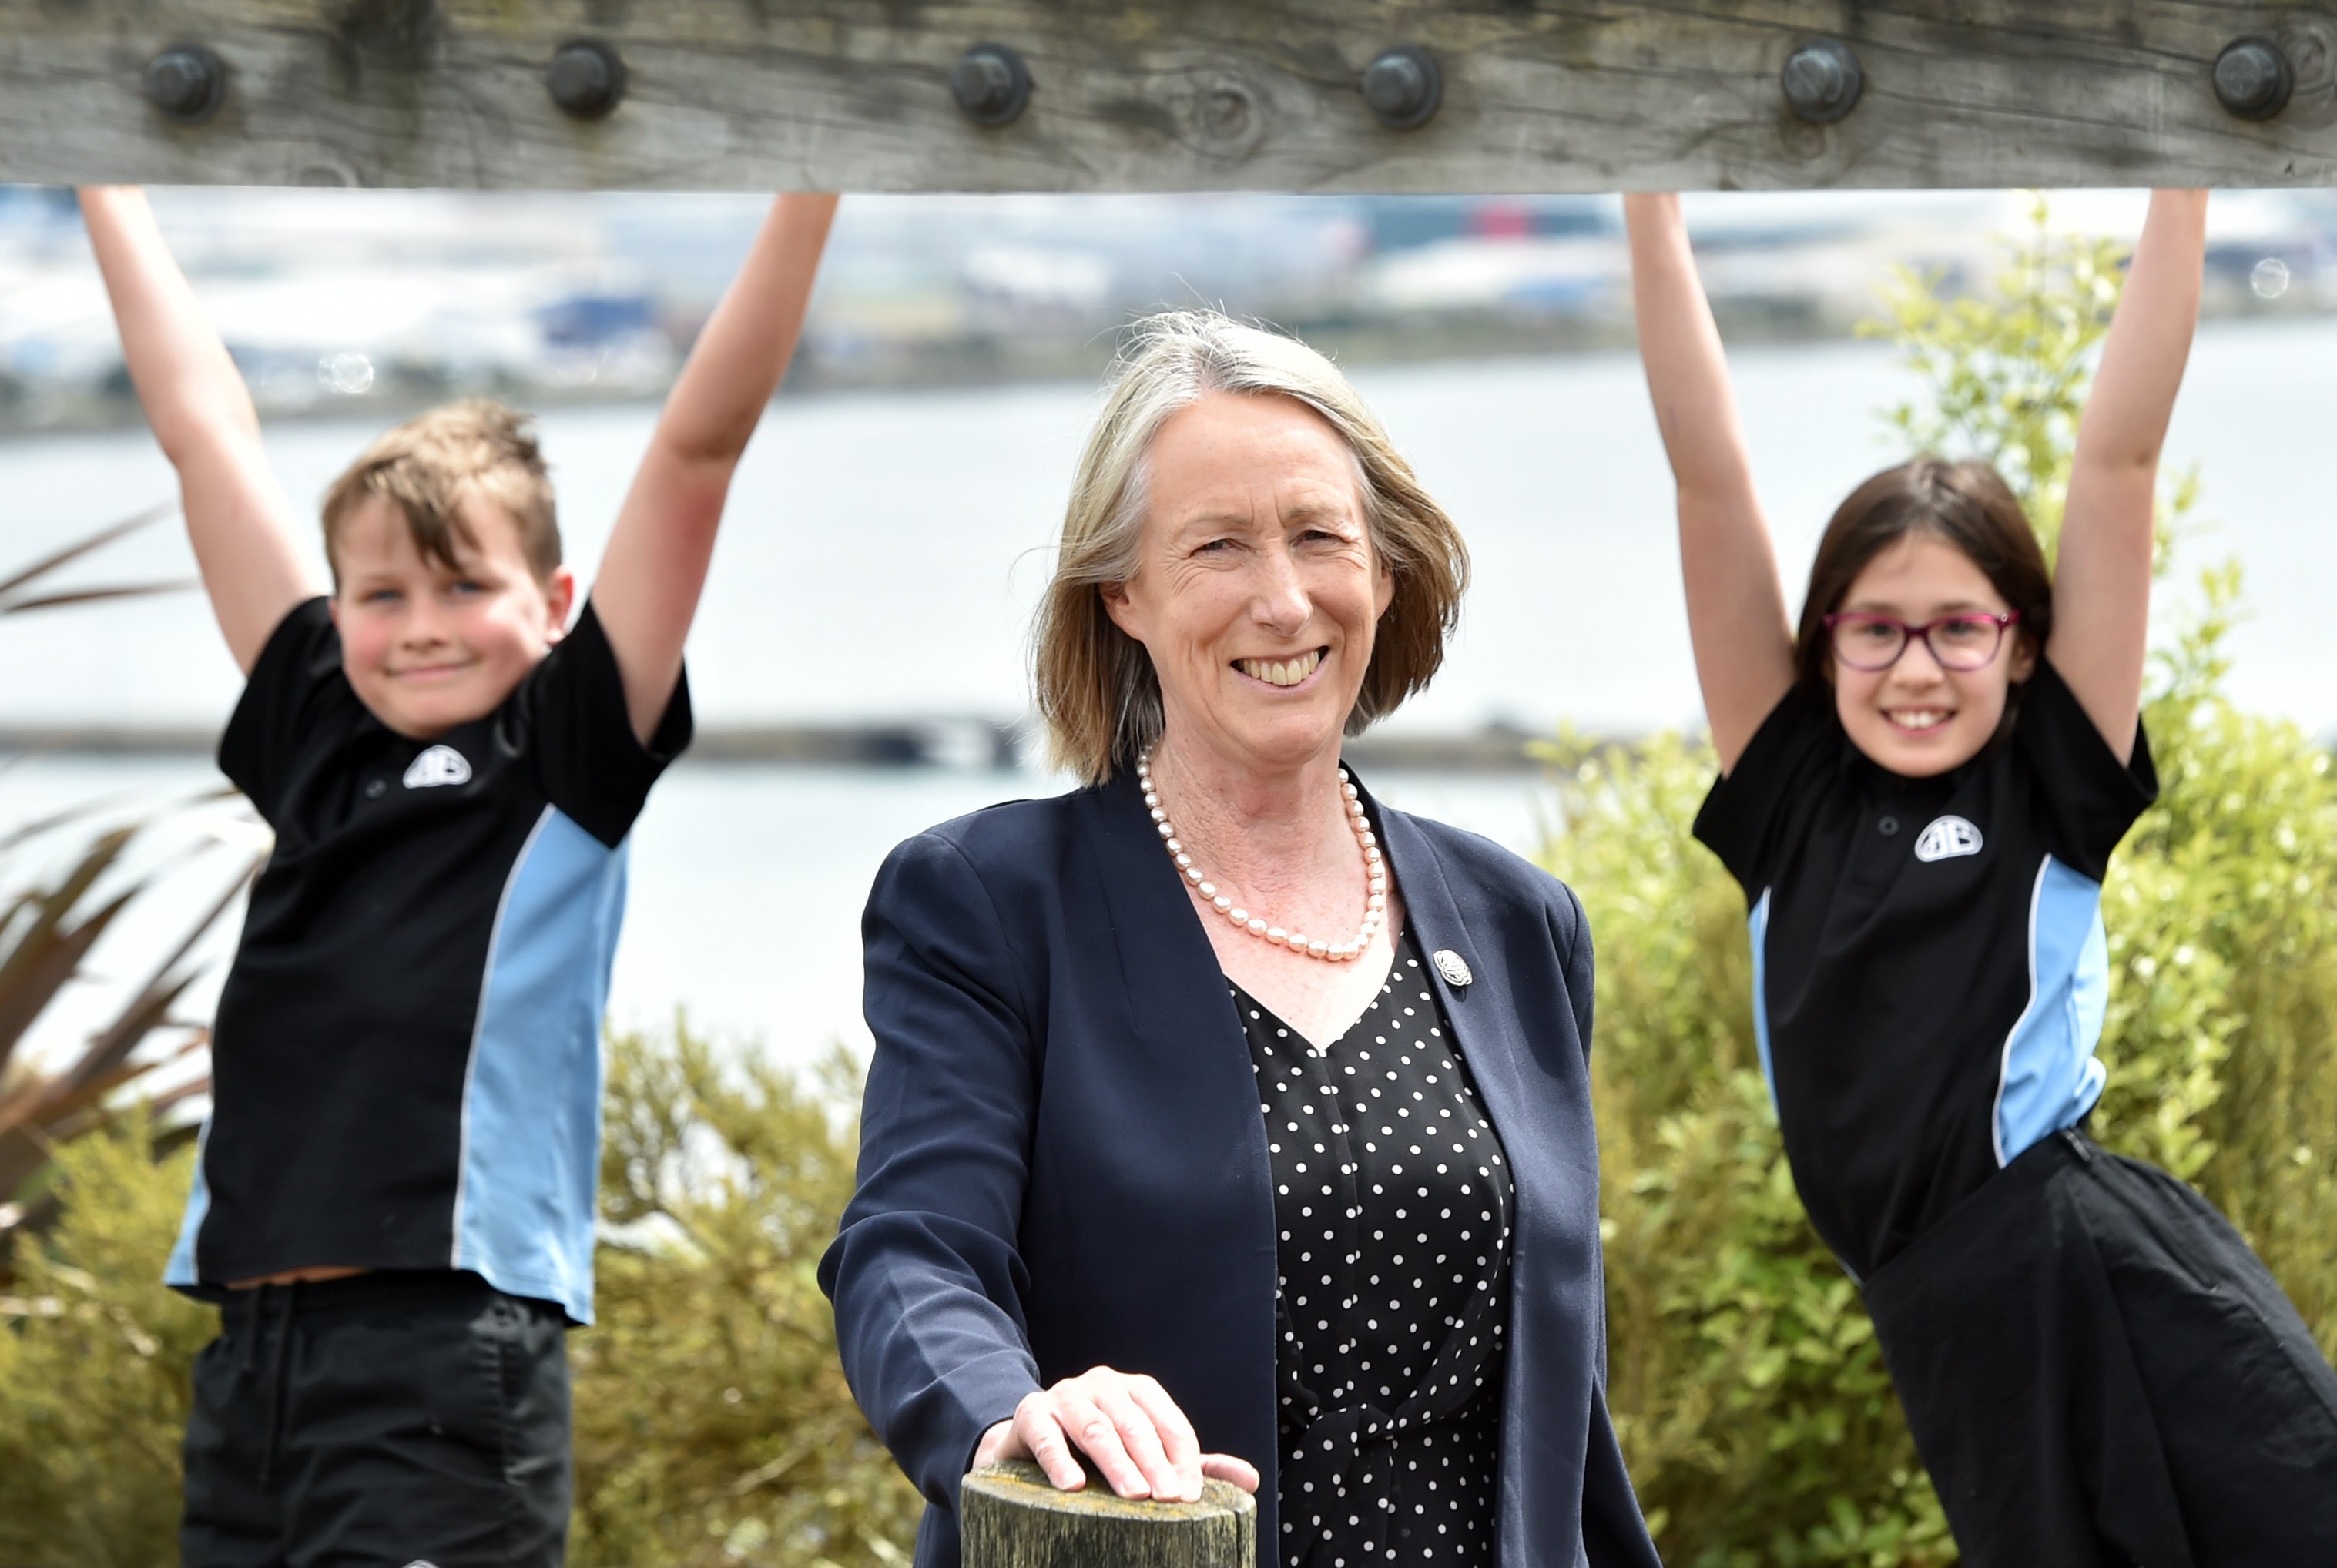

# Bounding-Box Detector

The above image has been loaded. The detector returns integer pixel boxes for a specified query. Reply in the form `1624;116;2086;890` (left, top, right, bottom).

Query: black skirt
1862;1128;2337;1568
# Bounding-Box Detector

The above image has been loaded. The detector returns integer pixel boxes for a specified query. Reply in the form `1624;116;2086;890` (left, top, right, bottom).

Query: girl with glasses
1624;188;2337;1568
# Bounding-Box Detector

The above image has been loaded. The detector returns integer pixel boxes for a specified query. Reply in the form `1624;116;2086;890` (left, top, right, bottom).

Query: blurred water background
5;186;2334;1070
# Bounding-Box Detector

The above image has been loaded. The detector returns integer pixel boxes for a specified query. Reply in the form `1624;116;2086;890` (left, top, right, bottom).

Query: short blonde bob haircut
1033;311;1470;785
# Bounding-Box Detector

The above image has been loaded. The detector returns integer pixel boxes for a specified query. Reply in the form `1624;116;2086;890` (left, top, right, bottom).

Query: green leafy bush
572;1017;921;1566
0;1021;918;1568
1558;205;2337;1565
0;1115;213;1566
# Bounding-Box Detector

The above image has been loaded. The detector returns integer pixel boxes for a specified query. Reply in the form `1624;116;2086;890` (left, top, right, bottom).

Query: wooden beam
3;2;2335;193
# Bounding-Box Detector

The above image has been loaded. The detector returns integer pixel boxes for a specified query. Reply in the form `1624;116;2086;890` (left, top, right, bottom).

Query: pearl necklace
1136;750;1387;961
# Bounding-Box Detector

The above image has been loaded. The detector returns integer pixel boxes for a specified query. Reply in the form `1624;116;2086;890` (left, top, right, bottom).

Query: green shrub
0;1022;918;1568
0;1114;214;1566
571;1017;921;1566
1558;203;2337;1565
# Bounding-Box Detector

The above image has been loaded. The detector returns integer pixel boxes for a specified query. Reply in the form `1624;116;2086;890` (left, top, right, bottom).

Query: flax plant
0;503;246;1282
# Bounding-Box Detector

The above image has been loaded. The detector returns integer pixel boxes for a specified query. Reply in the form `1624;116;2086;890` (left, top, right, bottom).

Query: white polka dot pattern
1230;929;1514;1568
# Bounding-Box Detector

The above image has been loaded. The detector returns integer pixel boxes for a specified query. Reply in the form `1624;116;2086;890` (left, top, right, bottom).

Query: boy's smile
330;494;575;740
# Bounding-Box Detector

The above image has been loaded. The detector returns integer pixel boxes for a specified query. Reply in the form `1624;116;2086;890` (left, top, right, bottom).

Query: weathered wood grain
962;1462;1256;1568
3;2;2335;192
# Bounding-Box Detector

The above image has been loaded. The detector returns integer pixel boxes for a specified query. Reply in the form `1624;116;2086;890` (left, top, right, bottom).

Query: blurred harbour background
5;185;2335;1065
6;186;2336;425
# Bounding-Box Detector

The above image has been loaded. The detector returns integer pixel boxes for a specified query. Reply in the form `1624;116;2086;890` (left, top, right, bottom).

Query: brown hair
1033;310;1470;785
1796;456;2052;689
320;400;559;585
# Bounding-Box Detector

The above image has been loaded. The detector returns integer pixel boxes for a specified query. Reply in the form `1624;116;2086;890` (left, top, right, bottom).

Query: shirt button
364;779;387;799
1878;815;1900;836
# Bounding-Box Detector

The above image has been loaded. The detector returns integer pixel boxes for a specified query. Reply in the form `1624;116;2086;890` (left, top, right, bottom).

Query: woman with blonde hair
821;311;1660;1568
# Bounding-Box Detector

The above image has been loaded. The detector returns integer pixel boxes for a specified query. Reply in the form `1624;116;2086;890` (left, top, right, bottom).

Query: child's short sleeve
1692;682;1842;899
216;597;347;823
2011;658;2157;883
509;599;692;848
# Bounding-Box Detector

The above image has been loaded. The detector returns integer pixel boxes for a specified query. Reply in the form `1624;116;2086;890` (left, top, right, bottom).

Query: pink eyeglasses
1822;611;2021;672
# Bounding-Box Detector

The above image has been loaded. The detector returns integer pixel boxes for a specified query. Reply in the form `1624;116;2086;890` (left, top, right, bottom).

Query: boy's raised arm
592;193;840;745
2052;189;2209;762
1624;193;1797;773
77;187;324;675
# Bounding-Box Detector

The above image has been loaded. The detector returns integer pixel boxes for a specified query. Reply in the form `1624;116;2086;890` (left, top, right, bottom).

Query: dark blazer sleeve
1560;879;1596;1068
1554;876;1609;1386
818;830;1047;1515
1544;866;1661;1565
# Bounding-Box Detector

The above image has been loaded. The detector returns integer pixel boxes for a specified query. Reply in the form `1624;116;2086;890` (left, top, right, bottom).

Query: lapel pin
1433;948;1473;988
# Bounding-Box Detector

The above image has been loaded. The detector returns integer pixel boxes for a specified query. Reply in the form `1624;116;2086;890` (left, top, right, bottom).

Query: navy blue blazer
819;768;1661;1568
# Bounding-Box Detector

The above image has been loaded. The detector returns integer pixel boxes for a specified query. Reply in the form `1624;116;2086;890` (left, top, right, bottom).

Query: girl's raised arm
2051;189;2210;762
1624;193;1796;772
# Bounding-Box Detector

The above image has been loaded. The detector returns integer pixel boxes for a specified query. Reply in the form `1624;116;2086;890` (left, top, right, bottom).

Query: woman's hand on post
971;1367;1262;1501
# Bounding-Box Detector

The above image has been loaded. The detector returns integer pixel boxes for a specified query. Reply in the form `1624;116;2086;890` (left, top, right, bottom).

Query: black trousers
1863;1129;2337;1568
181;1270;572;1568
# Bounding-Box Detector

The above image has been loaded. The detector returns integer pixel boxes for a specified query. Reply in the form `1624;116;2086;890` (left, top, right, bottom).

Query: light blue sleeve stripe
163;1115;213;1287
1993;855;2111;1166
1749;889;1781;1121
450;807;629;1324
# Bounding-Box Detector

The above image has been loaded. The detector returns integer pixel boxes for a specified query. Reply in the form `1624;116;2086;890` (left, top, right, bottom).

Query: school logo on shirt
401;745;472;789
1913;815;1984;863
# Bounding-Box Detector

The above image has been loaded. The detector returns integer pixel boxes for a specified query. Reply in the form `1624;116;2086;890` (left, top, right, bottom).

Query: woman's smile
1233;647;1327;689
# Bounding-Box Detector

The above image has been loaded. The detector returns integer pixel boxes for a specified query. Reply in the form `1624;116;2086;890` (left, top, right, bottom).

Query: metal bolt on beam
1362;45;1442;129
2213;36;2294;121
145;44;226;126
1782;38;1863;124
951;44;1032;128
547;39;627;120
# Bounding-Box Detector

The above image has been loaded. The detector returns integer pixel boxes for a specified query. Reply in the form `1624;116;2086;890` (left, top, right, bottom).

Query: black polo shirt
1692;658;2155;1279
165;596;689;1322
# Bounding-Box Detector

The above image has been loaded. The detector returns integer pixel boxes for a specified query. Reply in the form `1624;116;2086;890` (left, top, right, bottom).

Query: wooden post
961;1462;1256;1568
2;2;2336;192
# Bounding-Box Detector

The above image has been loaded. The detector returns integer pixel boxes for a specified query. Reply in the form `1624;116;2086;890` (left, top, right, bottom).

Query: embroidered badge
401;745;472;789
1432;948;1474;987
1913;814;1984;863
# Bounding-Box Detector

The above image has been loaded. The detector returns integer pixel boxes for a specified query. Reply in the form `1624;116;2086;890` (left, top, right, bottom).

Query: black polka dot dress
1230;929;1514;1568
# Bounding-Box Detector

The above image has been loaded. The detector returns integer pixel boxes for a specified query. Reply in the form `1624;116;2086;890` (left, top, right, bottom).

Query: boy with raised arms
79;186;837;1566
